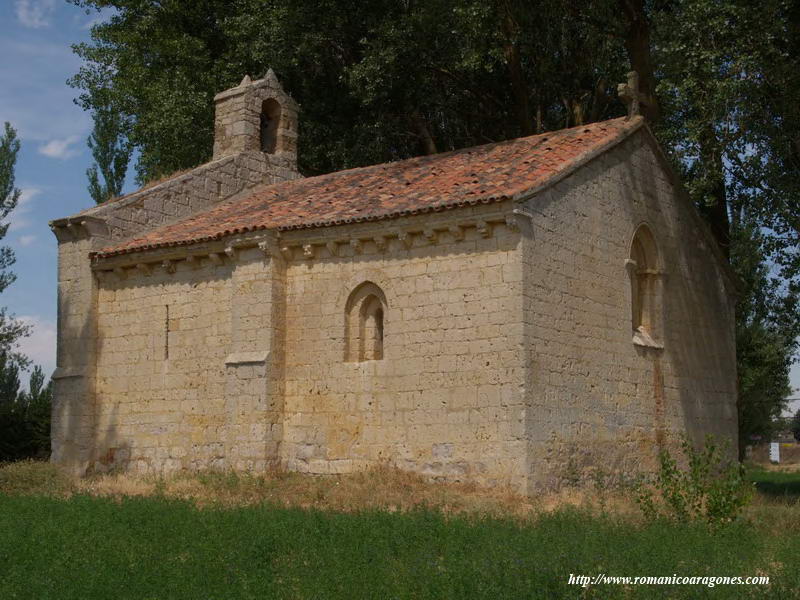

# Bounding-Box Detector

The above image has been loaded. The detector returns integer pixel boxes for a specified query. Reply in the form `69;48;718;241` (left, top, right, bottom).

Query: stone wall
51;229;101;472
520;129;737;491
51;74;302;474
278;205;527;489
91;246;287;474
50;149;300;474
83;203;529;487
93;259;233;473
67;152;299;244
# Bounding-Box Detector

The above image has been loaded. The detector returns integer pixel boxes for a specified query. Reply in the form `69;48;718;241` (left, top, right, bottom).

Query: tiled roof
94;116;642;258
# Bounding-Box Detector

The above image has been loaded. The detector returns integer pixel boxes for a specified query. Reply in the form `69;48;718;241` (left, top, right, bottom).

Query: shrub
0;365;53;462
635;435;754;526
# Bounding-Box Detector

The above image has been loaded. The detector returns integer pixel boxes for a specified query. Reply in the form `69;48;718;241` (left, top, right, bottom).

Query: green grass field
1;463;798;599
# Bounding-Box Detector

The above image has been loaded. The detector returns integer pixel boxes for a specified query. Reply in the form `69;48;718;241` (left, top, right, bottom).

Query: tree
68;0;629;181
792;409;800;442
0;352;25;461
732;222;799;454
653;0;800;448
0;360;53;461
19;366;53;458
87;106;133;203
0;123;30;367
0;123;48;462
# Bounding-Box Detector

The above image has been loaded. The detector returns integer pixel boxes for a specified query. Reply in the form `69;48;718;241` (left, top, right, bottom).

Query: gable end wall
521;129;737;491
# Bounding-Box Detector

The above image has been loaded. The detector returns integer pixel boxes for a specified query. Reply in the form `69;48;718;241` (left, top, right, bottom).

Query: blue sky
1;0;798;402
0;0;122;381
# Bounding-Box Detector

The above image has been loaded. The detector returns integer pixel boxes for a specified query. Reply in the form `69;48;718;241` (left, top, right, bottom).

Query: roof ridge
289;115;632;183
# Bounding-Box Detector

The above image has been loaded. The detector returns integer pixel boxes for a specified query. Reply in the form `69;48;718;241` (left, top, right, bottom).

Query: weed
561;456;581;488
635;436;754;525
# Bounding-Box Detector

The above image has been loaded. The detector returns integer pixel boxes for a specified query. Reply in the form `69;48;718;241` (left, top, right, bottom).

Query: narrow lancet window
345;282;388;362
628;224;661;347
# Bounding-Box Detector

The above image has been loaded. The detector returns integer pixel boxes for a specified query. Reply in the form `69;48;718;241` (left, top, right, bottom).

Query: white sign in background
769;442;780;463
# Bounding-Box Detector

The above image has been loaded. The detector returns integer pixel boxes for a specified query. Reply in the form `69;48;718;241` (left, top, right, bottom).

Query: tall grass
0;462;798;598
0;494;787;599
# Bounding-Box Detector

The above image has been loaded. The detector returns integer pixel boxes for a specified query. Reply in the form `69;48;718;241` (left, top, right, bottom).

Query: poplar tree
0;123;30;365
86;106;133;203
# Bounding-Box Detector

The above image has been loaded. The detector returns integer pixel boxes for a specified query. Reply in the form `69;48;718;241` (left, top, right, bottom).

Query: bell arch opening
260;98;281;154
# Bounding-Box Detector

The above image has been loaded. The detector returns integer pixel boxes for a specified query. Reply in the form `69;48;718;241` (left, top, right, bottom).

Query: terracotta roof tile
94;116;642;258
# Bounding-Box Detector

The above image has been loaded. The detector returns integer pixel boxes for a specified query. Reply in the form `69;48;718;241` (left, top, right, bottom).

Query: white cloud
17;315;56;378
7;186;41;232
38;135;81;160
19;235;37;247
14;0;56;29
18;187;41;207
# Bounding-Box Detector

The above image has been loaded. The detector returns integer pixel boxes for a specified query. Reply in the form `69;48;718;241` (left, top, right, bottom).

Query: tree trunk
698;128;731;257
410;112;438;155
501;2;533;136
618;0;660;123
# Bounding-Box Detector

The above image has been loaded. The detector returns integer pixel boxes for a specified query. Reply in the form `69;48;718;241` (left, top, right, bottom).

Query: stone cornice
49;216;109;243
90;205;523;280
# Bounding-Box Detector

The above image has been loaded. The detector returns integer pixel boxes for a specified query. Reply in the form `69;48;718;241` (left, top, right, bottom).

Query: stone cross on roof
617;71;648;119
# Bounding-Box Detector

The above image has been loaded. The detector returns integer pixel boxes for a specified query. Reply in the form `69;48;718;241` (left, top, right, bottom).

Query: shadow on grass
749;468;800;499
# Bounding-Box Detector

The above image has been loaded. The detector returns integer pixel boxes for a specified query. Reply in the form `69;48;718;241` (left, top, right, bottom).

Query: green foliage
0;361;53;462
636;436;754;526
0;123;49;462
0;123;21;227
68;0;628;182
87;106;133;203
731;223;799;449
653;1;799;446
0;123;30;367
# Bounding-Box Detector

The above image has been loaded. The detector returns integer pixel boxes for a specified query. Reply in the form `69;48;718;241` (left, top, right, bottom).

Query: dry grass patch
80;465;541;516
0;460;72;496
0;461;645;518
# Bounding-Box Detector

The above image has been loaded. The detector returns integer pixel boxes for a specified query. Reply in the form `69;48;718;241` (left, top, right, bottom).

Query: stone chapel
50;70;738;492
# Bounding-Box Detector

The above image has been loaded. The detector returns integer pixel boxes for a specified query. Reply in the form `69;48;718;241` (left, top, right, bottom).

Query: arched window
260;99;281;153
345;282;387;362
628;224;661;346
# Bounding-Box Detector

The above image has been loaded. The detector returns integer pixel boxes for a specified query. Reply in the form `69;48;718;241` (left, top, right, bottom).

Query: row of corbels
276;215;522;261
109;251;232;280
100;213;525;280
